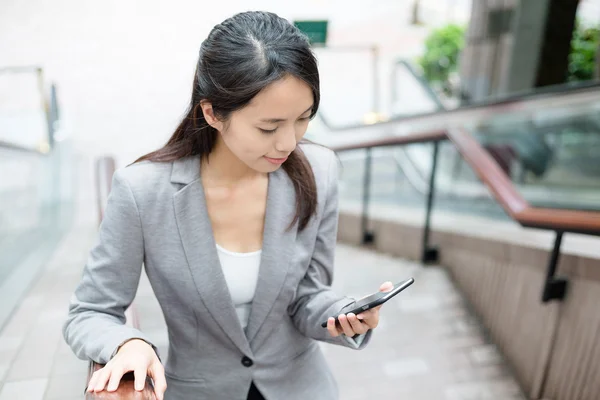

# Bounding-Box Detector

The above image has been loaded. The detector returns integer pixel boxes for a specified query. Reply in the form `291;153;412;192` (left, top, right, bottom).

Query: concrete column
501;0;551;94
458;0;519;102
459;0;569;101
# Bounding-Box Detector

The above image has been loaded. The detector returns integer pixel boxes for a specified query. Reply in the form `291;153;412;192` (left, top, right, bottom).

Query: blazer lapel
171;157;252;355
245;168;298;343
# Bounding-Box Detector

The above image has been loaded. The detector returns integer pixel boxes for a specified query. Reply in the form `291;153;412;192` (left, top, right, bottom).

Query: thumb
380;281;394;292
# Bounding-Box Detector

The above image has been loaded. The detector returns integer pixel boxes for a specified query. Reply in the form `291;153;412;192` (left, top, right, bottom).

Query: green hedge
568;20;600;81
418;24;466;85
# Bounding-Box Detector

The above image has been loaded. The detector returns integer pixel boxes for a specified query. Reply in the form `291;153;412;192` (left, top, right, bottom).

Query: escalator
308;60;600;224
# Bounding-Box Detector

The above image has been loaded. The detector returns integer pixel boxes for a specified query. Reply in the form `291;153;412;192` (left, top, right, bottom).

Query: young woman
63;11;392;400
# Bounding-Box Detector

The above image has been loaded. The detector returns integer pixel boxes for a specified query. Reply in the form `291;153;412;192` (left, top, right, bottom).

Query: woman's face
206;75;314;173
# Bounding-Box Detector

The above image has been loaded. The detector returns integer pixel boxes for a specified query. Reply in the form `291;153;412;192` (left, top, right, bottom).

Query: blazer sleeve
288;151;372;349
62;170;158;364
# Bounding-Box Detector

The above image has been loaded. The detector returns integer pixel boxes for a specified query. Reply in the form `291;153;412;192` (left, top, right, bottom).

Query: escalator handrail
317;81;600;133
332;128;447;151
0;140;47;154
330;127;600;236
390;59;446;111
0;65;42;74
461;79;600;108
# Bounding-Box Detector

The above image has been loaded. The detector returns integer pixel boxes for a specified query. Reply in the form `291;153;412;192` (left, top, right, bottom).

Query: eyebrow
259;105;313;123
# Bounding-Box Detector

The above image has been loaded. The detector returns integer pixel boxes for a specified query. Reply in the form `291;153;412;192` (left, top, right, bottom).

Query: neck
201;135;261;186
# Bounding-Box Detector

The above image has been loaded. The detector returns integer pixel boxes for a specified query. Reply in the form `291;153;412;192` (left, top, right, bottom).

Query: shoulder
112;159;176;200
299;141;337;185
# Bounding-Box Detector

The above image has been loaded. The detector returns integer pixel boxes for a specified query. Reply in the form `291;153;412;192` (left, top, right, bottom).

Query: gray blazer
63;144;371;399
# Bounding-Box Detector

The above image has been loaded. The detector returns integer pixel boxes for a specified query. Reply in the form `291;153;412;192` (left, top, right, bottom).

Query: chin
263;163;283;172
246;161;280;174
254;158;285;173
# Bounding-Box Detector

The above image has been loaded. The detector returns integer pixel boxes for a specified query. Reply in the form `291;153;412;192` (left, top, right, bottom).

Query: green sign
293;20;328;45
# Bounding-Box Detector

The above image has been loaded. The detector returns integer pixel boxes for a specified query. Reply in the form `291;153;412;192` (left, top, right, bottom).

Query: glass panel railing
0;69;73;329
431;140;510;220
332;84;600;225
337;143;511;223
465;98;600;211
338;146;427;211
0;142;75;329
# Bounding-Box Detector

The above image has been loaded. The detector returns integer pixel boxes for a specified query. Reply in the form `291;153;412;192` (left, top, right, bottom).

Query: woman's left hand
327;281;394;338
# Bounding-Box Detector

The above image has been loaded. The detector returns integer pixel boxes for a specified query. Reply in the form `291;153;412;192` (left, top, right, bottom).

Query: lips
264;156;288;165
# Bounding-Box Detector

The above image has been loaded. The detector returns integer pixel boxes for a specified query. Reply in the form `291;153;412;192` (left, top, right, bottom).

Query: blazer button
241;356;253;367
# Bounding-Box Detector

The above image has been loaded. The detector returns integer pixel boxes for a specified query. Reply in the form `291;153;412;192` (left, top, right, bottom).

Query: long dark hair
137;11;320;231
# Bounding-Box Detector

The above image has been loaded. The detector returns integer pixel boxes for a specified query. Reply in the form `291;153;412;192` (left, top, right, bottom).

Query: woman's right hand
86;338;167;400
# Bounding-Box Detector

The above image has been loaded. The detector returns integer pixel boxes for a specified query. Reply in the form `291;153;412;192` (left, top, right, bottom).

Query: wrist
116;338;150;354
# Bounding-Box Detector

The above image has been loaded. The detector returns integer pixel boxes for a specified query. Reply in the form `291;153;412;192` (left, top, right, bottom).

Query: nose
275;129;297;153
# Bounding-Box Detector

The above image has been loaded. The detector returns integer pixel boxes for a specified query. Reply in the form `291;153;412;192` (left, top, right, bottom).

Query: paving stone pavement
324;246;526;400
0;215;527;399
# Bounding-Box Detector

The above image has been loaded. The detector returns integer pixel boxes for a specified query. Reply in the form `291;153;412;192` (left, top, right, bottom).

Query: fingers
133;368;147;391
327;317;340;337
88;367;111;393
371;281;394;313
346;313;369;335
86;370;98;392
106;366;125;392
359;309;380;329
380;281;394;292
337;314;356;337
150;362;167;400
328;313;374;337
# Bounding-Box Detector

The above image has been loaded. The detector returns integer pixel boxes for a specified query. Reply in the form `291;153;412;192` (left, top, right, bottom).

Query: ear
200;100;224;131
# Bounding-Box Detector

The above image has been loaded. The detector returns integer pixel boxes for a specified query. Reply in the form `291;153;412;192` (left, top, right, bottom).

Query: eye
259;128;277;134
297;117;310;122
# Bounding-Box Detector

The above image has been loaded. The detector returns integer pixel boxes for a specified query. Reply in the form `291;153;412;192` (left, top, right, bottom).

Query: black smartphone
320;278;414;328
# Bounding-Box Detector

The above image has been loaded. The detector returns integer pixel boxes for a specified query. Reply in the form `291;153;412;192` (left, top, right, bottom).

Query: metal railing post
361;147;375;244
421;141;440;263
542;231;569;302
